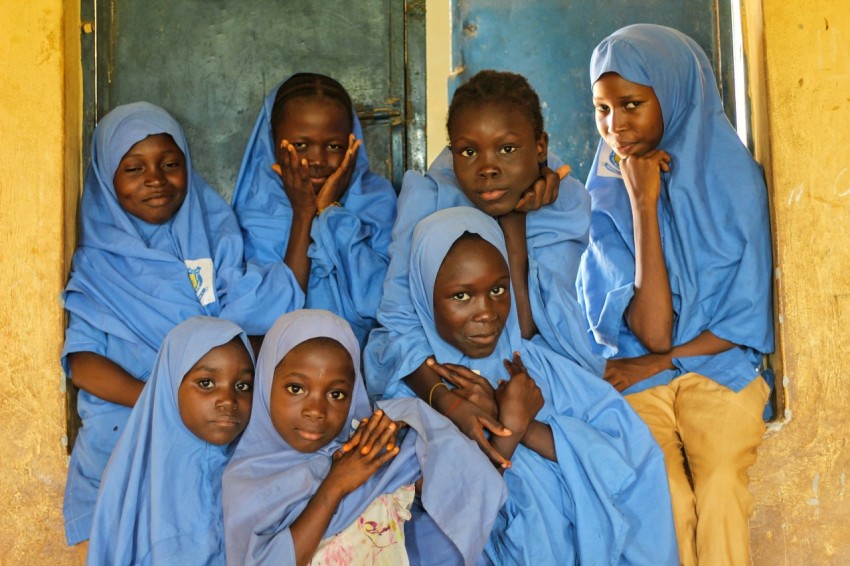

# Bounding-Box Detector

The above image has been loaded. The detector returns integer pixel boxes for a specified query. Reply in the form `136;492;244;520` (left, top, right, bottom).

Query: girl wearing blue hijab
231;73;397;347
578;25;774;565
87;316;254;565
222;309;506;566
61;102;302;547
366;71;604;466
403;207;677;565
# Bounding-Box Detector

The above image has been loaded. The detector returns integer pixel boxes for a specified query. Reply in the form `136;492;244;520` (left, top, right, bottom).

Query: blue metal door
450;1;734;181
80;1;426;197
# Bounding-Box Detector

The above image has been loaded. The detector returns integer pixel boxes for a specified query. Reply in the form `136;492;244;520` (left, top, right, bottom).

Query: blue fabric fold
61;102;302;544
222;310;506;566
231;79;397;346
400;207;678;565
365;148;603;401
87;317;252;565
578;24;774;395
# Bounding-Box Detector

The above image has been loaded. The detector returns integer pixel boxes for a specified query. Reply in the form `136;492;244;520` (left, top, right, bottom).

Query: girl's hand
514;164;570;212
273;140;318;218
427;359;498;419
604;353;674;392
316;134;361;211
495;353;544;437
326;409;400;496
619;149;671;208
444;397;513;469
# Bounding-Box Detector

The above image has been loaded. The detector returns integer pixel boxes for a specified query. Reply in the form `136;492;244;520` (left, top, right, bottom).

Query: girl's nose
144;167;167;186
301;395;325;419
306;146;327;167
472;298;497;322
215;390;237;411
608;110;627;133
477;152;501;178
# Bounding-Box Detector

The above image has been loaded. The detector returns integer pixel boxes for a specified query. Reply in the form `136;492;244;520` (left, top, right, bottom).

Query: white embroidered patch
184;258;216;306
597;141;623;179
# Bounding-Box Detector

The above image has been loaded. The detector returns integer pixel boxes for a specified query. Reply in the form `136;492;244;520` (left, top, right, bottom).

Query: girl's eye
162;161;181;170
459;147;476;158
291;142;308;151
123;166;142;173
625;101;640;110
285;384;304;395
500;145;517;155
197;378;214;391
595;104;609;113
490;286;506;297
235;381;253;393
328;390;348;401
327;143;344;152
452;292;471;301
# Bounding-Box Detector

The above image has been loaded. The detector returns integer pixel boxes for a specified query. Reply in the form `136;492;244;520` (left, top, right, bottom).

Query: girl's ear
536;132;549;164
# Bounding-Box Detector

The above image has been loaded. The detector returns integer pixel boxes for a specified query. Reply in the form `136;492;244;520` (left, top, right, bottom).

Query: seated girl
365;71;603;461
222;309;506;566
87;316;254;564
61;102;301;546
578;24;774;565
231;73;397;346
401;207;678;564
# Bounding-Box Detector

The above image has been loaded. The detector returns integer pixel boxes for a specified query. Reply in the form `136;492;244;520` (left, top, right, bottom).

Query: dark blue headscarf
230;78;397;346
578;24;774;393
87;317;252;565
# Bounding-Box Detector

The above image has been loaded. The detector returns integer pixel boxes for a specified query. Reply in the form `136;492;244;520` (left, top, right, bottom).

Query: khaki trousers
627;373;769;566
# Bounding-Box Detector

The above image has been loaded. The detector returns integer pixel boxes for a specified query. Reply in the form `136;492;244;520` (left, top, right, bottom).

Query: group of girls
62;23;774;566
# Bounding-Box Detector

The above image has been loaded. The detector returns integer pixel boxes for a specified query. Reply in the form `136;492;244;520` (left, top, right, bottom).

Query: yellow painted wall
749;0;850;562
0;0;847;562
0;0;80;562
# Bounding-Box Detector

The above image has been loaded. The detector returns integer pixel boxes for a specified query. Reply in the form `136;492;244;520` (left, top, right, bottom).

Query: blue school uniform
222;310;506;566
61;102;302;545
577;24;774;394
230;80;397;346
87;317;252;565
402;207;678;565
365;148;603;400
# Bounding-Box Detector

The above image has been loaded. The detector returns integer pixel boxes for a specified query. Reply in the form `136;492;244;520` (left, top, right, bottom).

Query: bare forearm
671;330;735;359
290;481;345;566
284;214;314;293
404;362;455;413
520;421;556;462
498;212;536;339
68;351;144;407
628;201;673;352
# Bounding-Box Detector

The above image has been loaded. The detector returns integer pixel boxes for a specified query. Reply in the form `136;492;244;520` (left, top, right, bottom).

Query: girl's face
592;72;664;159
269;338;355;453
433;236;511;358
273;97;352;194
449;101;547;217
113;133;188;224
178;338;255;446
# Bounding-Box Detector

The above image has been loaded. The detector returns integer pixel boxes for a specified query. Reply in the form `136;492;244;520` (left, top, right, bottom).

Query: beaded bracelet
428;382;449;406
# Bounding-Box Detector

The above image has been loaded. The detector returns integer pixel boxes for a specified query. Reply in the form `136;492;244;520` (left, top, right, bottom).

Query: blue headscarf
60;102;302;545
86;316;253;565
408;207;678;565
578;24;774;394
222;310;505;565
230;78;397;346
365;147;604;401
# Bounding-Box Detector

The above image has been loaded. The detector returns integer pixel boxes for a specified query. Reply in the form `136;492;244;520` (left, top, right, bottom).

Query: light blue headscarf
222;310;505;566
87;316;253;565
61;102;302;545
366;147;604;401
578;24;774;394
231;78;397;346
408;207;678;565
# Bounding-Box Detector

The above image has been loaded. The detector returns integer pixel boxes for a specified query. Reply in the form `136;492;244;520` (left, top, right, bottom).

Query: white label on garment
184;258;217;306
597;141;623;179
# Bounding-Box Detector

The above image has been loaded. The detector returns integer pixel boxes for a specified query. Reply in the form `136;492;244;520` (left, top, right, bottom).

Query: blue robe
230;79;397;346
222;310;506;566
402;207;678;565
577;24;774;394
61;102;302;544
87;317;252;565
365;148;603;401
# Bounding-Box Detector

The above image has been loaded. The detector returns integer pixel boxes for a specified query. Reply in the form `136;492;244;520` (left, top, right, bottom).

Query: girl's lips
296;428;325;441
467;332;499;346
476;188;509;202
